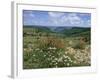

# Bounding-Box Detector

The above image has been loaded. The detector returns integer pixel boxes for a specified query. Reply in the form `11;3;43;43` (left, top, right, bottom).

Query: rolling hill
23;25;90;37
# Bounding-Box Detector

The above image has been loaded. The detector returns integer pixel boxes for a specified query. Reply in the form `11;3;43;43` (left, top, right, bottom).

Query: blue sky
23;10;91;27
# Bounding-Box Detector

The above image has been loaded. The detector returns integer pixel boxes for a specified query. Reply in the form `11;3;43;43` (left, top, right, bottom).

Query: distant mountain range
23;25;90;33
23;25;90;38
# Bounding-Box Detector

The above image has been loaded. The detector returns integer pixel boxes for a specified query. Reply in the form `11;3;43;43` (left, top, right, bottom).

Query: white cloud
24;11;35;18
78;13;90;17
68;13;77;17
50;18;61;25
61;16;69;22
48;12;65;25
29;13;35;17
48;12;86;26
48;12;65;18
87;20;91;26
67;13;81;25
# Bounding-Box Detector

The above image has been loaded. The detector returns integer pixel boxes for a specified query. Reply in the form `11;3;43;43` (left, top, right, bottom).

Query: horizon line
23;25;91;28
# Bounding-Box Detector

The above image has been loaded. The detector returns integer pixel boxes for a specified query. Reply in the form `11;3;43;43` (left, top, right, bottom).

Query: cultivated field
23;26;91;69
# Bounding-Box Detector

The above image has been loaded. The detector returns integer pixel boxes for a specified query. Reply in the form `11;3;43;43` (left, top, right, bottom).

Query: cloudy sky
23;10;91;27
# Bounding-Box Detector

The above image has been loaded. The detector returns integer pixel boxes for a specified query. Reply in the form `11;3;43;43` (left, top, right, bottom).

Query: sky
23;10;91;27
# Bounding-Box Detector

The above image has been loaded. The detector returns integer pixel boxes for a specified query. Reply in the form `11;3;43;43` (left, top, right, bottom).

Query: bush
72;40;86;49
37;37;65;50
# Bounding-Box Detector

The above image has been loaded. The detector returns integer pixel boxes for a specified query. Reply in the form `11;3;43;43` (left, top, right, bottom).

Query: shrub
37;37;66;50
72;40;86;49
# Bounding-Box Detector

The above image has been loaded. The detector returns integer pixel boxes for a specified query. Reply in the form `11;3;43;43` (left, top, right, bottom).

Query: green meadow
23;25;91;69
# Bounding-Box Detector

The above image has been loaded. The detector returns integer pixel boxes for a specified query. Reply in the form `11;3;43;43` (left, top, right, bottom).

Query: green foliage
72;41;85;49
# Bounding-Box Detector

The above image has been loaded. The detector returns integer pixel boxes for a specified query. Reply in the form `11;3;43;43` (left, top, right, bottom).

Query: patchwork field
23;25;91;69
